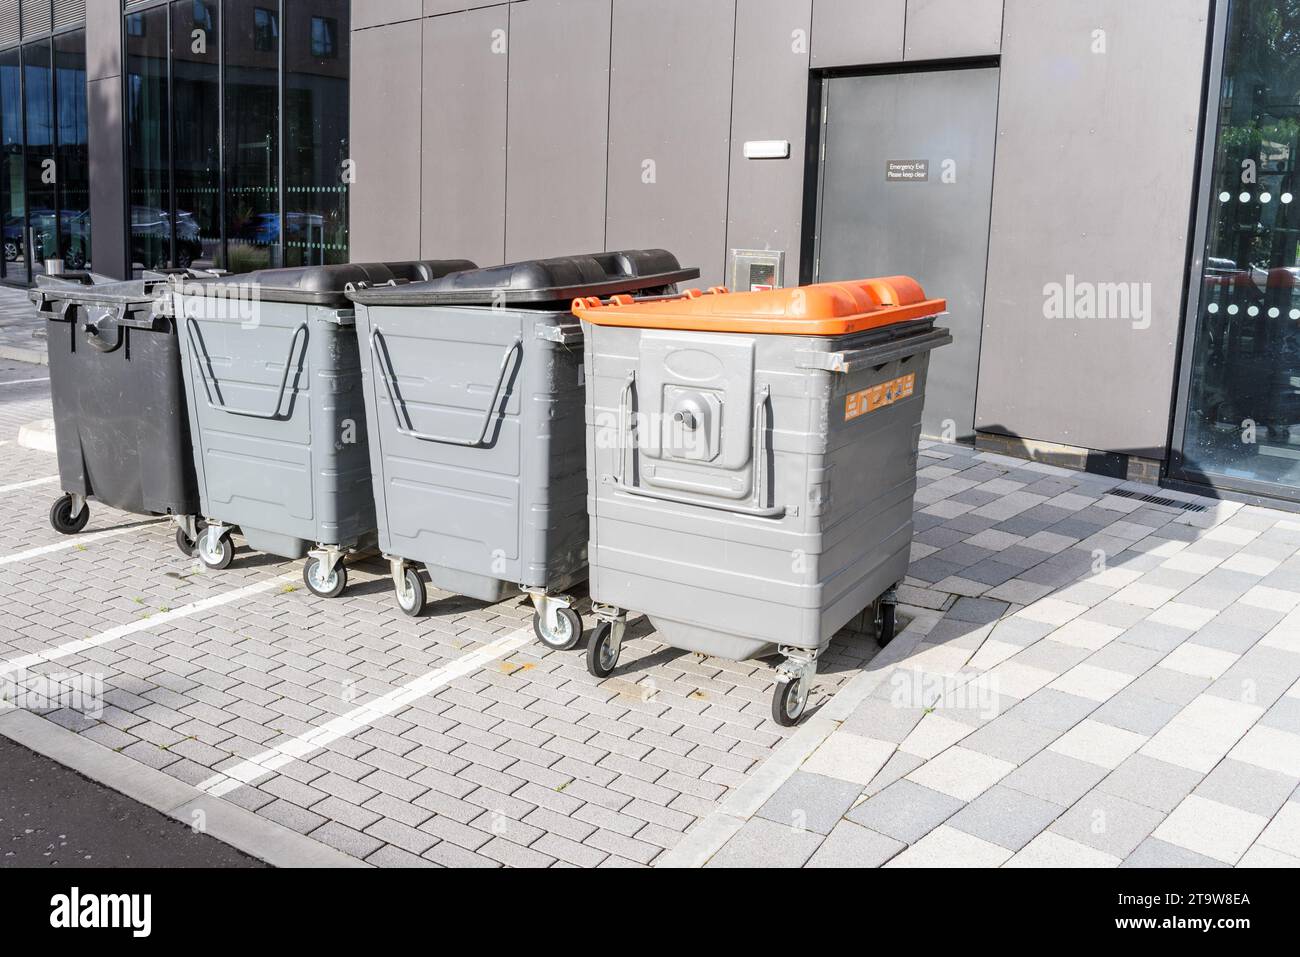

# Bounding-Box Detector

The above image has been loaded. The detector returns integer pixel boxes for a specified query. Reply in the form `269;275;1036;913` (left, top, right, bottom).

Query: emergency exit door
813;66;1000;439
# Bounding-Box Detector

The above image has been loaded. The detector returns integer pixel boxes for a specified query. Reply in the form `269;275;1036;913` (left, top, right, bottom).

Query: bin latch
83;307;126;354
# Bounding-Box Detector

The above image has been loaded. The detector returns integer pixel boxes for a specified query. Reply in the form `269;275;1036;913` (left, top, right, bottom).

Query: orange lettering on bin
845;373;916;421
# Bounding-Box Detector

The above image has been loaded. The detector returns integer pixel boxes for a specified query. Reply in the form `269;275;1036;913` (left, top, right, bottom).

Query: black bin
31;271;203;554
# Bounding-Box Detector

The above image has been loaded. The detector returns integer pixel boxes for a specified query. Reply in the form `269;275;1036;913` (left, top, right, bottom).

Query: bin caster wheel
586;622;620;678
49;495;89;535
534;607;582;651
175;528;198;558
197;529;234;571
876;601;897;648
304;557;348;599
395;566;426;617
772;676;809;727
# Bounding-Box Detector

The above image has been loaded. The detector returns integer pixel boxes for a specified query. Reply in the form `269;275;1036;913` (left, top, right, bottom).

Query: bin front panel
585;322;938;657
356;304;587;597
177;297;375;553
46;313;199;518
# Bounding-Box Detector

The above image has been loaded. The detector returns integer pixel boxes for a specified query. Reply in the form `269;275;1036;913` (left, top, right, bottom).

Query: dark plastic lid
30;272;175;309
180;260;478;307
346;249;699;307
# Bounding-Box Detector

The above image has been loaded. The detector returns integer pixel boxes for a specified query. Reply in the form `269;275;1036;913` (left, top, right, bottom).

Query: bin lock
664;387;720;462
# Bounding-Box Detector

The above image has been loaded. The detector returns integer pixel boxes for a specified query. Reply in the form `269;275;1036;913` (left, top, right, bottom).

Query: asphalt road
0;737;265;868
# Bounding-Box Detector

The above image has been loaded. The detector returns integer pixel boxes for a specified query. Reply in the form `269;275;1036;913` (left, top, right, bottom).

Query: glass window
285;0;348;266
0;47;25;284
310;17;337;58
1179;1;1300;491
172;0;221;269
253;7;278;53
24;39;54;278
226;0;281;271
126;5;170;276
55;30;90;271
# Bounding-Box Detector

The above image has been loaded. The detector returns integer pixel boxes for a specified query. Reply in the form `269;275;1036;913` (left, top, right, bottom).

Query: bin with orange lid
572;276;950;726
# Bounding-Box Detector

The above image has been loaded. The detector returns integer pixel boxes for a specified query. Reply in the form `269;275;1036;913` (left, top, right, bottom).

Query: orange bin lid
571;276;946;336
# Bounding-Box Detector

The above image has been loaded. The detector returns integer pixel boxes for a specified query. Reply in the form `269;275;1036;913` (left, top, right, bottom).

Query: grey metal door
814;66;999;439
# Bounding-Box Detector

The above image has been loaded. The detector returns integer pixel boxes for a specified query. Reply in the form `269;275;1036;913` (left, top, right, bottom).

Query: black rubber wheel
586;621;619;678
772;677;808;727
303;557;348;599
533;607;583;651
877;602;897;648
197;529;235;571
396;566;427;617
49;495;90;535
175;527;198;558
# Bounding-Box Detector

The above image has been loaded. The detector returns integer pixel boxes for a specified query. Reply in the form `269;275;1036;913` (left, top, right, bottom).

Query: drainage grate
1106;486;1209;513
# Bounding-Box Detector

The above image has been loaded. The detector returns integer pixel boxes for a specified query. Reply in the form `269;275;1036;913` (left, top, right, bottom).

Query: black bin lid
345;249;699;307
181;260;478;307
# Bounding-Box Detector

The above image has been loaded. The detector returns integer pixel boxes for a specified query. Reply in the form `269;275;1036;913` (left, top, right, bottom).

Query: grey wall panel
727;0;812;284
505;0;611;262
974;0;1210;457
606;0;735;285
353;0;423;30
349;23;423;262
905;0;1003;60
421;7;508;265
425;1;505;15
85;0;119;82
87;76;127;279
810;0;905;68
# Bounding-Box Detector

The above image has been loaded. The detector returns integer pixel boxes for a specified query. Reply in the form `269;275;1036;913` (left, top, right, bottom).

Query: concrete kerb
0;345;47;367
655;617;933;868
0;708;367;868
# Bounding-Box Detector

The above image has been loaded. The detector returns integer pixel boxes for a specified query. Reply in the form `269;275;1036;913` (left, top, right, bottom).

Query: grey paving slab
946;784;1064;851
1122;837;1230;868
704;816;823;868
1193;759;1300;819
1002;751;1109;808
1050;790;1165;858
960;716;1061;764
1096;754;1204;814
1090;691;1185;737
1007;689;1098;732
845;779;965;845
755;771;863;836
806;820;905;868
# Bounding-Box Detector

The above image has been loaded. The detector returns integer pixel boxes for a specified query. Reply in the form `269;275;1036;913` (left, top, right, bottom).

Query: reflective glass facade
1177;0;1300;495
0;22;88;284
124;0;349;276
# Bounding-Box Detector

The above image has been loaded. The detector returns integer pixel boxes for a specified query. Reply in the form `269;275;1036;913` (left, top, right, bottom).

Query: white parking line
0;524;157;567
0;476;58;495
0;377;50;387
197;628;534;797
0;573;299;678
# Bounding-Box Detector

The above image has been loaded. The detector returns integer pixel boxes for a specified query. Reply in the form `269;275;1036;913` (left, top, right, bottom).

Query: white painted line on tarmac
197;628;535;798
0;573;299;679
0;524;155;567
0;475;58;495
0;377;50;387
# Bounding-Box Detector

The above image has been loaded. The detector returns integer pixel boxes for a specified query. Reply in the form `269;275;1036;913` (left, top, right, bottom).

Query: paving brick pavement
0;376;880;866
696;441;1300;868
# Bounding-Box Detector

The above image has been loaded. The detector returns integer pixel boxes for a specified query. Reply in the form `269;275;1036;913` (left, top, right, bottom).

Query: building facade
6;1;1300;510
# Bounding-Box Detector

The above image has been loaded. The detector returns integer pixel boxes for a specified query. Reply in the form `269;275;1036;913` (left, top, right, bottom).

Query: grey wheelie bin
31;271;212;554
171;260;475;597
346;250;699;650
572;276;950;725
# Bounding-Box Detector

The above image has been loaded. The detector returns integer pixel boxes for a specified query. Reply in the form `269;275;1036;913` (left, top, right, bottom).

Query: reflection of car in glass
244;212;327;247
5;209;92;268
131;206;204;268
